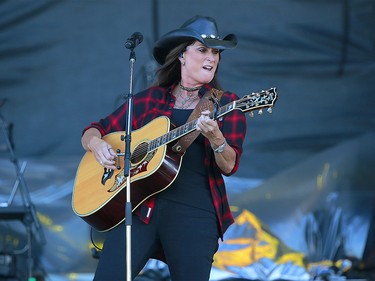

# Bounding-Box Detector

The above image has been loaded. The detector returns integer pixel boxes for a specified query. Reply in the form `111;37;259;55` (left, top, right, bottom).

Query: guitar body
72;116;183;231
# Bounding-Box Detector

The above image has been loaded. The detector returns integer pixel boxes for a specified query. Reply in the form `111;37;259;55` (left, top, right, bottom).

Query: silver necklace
174;87;199;109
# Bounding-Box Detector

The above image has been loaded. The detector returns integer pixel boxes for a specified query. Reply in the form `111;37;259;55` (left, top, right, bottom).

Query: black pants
93;198;220;281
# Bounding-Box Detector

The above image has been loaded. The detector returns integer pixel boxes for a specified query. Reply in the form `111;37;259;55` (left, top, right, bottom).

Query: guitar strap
172;88;224;154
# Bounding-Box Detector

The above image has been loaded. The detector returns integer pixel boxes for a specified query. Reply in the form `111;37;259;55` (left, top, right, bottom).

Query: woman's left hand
196;110;236;173
196;110;224;145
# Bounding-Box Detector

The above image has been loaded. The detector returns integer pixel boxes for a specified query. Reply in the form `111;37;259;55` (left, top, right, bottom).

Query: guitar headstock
235;87;278;117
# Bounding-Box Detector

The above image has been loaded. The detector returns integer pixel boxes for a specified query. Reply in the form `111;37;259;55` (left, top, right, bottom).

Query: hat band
201;34;220;39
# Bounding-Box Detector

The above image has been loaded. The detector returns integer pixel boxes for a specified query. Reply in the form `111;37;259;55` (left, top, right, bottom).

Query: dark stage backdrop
0;0;374;280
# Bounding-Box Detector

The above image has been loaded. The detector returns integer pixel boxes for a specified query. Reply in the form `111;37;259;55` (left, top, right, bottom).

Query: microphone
125;32;143;49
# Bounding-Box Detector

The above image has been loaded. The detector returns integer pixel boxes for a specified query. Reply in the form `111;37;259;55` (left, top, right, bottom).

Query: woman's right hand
88;137;117;170
82;128;117;170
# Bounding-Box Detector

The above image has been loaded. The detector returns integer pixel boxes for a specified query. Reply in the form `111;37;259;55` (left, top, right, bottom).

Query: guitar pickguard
101;168;114;185
106;150;157;192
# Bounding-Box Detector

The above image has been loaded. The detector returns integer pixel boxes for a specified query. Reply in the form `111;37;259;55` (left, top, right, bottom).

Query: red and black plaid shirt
84;83;247;237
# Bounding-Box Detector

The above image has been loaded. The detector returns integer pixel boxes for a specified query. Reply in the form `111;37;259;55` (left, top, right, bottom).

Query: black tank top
156;109;215;213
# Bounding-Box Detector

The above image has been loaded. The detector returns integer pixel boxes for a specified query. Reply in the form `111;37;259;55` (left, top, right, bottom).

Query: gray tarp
0;0;374;280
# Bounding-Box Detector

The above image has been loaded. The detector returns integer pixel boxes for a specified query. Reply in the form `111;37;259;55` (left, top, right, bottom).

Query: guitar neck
148;101;235;152
147;87;278;152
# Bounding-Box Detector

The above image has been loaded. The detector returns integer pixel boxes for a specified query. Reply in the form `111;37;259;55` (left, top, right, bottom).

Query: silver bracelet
213;139;227;153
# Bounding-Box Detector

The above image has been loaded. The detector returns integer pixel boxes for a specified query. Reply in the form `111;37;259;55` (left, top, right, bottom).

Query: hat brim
153;28;237;65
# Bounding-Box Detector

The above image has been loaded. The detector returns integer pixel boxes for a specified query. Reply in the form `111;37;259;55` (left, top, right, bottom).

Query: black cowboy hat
153;15;237;65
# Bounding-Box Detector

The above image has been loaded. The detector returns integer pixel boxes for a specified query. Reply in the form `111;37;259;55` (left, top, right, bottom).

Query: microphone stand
123;47;136;281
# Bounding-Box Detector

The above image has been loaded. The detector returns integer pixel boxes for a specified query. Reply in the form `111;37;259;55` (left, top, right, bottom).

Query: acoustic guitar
72;88;278;231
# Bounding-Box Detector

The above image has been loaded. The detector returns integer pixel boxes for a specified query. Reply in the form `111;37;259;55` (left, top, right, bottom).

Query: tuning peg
267;107;272;113
249;111;254;118
258;109;263;115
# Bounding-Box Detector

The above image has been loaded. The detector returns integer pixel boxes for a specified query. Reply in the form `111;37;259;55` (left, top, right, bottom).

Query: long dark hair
153;40;221;88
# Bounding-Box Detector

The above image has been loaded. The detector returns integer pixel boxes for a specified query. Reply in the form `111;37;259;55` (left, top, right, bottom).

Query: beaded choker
178;82;202;92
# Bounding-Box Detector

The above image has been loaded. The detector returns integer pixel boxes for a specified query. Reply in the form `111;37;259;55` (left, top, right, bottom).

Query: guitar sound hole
131;142;149;164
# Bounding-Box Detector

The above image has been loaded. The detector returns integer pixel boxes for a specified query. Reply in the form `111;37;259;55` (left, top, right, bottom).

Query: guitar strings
125;107;221;160
120;92;275;163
